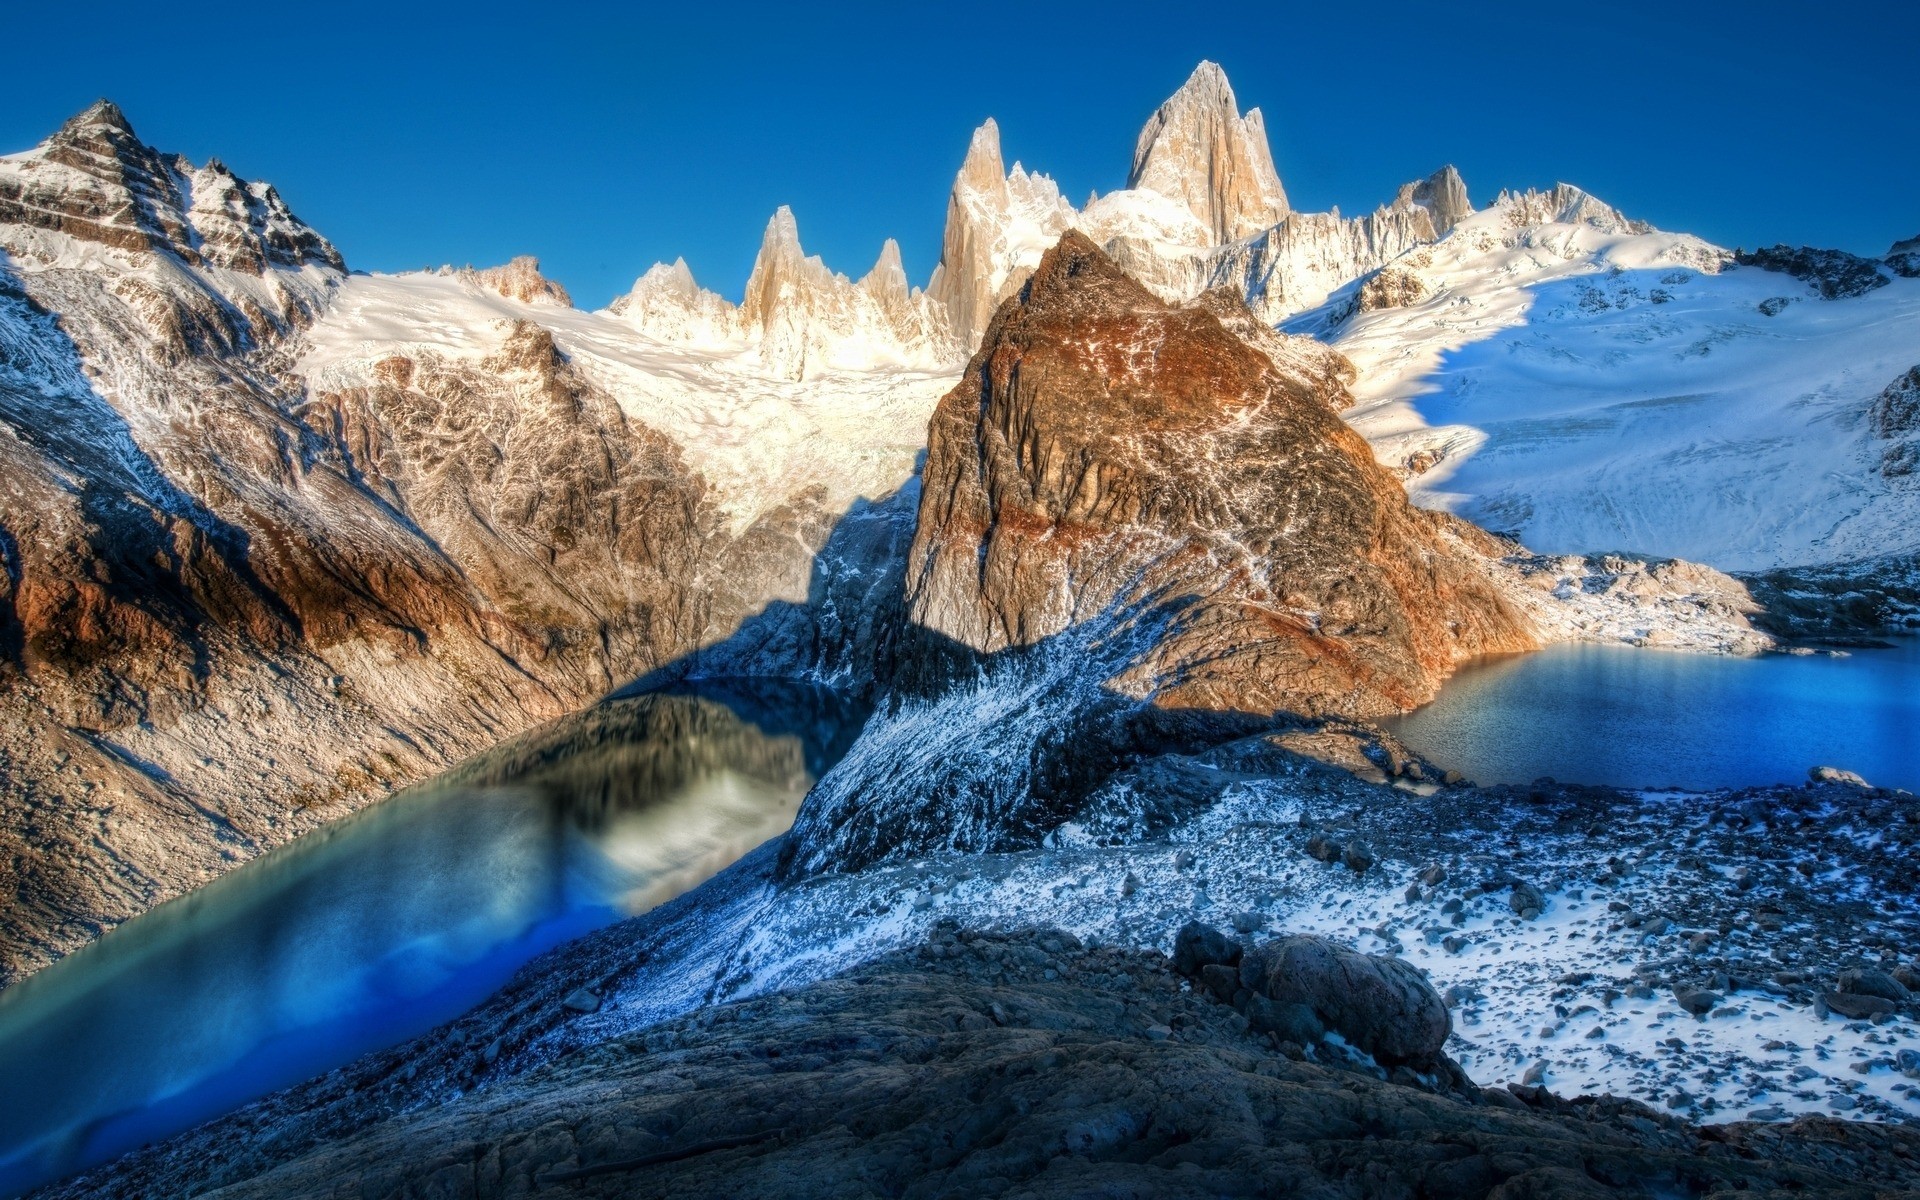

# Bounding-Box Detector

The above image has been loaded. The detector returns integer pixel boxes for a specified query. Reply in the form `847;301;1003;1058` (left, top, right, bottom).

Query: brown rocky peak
1127;61;1289;244
1;100;343;273
462;256;573;306
907;232;1534;718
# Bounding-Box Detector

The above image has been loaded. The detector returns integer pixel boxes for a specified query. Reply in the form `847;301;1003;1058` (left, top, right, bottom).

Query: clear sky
4;0;1914;309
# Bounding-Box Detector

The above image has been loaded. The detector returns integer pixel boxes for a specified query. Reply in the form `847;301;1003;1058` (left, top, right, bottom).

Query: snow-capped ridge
0;98;343;276
603;205;956;379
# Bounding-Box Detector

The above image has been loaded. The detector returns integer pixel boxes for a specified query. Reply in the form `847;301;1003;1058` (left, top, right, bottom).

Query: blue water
0;682;867;1198
1384;639;1920;792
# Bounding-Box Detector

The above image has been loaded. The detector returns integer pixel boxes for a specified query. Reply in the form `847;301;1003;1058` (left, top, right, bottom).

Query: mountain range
0;62;1914;990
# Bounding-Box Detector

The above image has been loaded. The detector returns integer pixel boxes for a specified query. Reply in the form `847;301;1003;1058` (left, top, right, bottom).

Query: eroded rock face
905;231;1536;719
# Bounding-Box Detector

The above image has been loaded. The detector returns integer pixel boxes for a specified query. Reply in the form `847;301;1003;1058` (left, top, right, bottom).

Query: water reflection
1384;639;1920;792
0;681;867;1196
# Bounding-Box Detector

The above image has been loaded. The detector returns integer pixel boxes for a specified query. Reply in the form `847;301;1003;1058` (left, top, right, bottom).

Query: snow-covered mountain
0;60;1912;988
0;103;948;982
925;61;1471;347
1293;190;1920;570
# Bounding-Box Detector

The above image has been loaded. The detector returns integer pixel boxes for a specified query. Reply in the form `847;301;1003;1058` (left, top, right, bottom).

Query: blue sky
4;1;1914;309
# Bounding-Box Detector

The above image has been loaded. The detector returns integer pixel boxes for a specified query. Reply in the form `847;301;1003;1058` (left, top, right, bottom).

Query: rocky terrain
45;764;1920;1199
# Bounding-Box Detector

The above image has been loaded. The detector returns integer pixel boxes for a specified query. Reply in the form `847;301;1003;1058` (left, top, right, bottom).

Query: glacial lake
1384;638;1920;793
0;681;868;1198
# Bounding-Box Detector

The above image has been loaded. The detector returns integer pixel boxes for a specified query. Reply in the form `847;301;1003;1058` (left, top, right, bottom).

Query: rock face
457;255;571;306
906;231;1536;719
1126;60;1289;244
1734;244;1890;299
0;100;342;272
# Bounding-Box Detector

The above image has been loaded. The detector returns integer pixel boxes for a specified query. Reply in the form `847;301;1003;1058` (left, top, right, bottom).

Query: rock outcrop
1870;365;1920;479
1734;244;1890;299
906;231;1536;719
457;255;572;306
1126;60;1290;244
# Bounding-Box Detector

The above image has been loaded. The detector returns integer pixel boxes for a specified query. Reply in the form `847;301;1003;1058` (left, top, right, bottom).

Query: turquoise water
1384;639;1920;792
0;682;868;1198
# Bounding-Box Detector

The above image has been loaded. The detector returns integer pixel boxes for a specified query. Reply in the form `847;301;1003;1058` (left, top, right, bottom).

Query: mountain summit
1127;61;1291;243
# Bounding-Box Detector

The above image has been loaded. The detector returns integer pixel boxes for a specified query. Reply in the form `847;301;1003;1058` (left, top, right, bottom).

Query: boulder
1171;922;1242;977
1238;935;1449;1063
1825;992;1897;1021
1809;766;1871;788
1838;968;1910;1003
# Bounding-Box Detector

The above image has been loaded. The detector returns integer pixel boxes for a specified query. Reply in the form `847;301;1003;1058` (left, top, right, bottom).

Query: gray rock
1672;986;1721;1016
1825;991;1897;1020
1837;969;1910;1003
560;988;602;1015
1809;766;1871;788
1171;922;1242;977
1509;881;1546;920
1341;840;1375;874
1305;832;1340;863
1244;994;1326;1045
1239;935;1450;1064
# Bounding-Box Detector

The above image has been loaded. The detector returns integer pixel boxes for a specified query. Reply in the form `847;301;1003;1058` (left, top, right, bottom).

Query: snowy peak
607;207;956;379
458;256;573;306
1393;165;1473;237
0;99;342;274
954;118;1009;203
1126;61;1290;244
1488;183;1646;236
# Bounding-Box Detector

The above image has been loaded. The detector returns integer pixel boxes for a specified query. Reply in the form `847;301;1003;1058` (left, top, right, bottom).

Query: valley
0;56;1916;1200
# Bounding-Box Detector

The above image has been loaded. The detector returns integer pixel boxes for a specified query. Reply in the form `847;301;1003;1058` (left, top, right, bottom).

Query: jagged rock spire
1393;166;1473;237
1127;61;1289;244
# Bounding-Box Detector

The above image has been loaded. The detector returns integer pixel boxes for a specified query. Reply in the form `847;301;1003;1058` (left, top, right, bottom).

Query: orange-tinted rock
906;231;1535;719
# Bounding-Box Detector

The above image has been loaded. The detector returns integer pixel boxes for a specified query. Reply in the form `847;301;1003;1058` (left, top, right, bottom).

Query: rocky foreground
38;736;1920;1198
48;924;1920;1198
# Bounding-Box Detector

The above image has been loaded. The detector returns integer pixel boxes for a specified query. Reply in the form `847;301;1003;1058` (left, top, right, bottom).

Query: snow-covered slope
297;267;950;536
1298;190;1920;570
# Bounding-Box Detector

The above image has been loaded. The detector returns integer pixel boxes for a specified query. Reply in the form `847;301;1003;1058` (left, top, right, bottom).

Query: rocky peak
0;99;343;274
857;238;915;326
1393;165;1473;237
460;256;573;306
1126;61;1289;244
954;118;1010;204
906;231;1534;719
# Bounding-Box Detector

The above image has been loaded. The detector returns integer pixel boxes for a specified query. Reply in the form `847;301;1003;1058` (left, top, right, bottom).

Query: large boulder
1238;935;1450;1064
